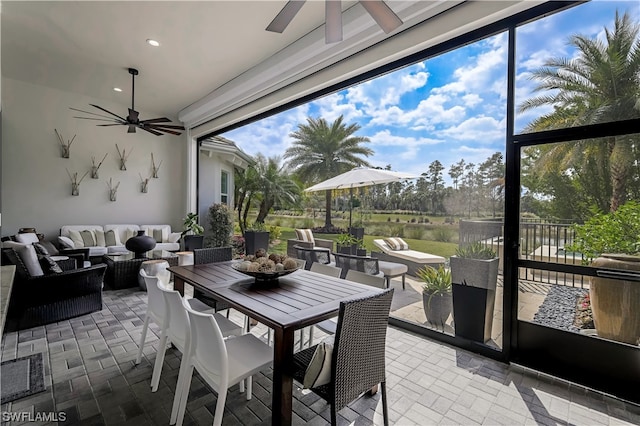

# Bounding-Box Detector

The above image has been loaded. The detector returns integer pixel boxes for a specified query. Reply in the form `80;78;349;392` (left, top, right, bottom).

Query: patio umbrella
304;167;418;228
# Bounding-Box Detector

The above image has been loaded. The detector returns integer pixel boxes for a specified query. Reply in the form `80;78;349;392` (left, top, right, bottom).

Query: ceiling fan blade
70;107;119;120
140;117;172;124
325;0;343;43
97;124;126;127
73;116;122;123
148;124;185;130
266;0;306;33
128;108;140;123
359;0;403;34
139;126;163;136
155;128;182;136
90;104;127;121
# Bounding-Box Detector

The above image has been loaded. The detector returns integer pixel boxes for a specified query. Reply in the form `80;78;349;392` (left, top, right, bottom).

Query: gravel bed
533;285;588;332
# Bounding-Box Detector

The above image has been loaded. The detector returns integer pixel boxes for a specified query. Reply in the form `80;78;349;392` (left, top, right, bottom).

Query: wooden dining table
168;261;383;426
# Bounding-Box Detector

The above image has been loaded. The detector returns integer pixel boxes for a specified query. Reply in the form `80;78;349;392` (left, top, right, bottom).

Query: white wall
1;78;187;240
198;151;234;235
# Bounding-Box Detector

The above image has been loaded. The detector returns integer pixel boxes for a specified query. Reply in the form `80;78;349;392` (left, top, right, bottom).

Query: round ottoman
176;251;194;266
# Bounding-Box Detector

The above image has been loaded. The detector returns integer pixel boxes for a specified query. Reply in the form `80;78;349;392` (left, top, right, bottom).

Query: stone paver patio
1;287;638;425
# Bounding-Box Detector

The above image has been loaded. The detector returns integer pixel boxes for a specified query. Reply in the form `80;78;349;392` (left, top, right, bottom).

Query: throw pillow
295;229;315;246
385;237;409;251
104;229;121;247
80;230;96;247
303;336;334;389
32;242;50;256
68;230;85;248
94;229;106;247
39;240;60;256
16;244;44;276
57;236;75;249
38;255;63;274
152;229;163;243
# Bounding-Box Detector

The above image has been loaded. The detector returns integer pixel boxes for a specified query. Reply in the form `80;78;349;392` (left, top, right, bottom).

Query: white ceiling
0;1;371;119
1;1;543;128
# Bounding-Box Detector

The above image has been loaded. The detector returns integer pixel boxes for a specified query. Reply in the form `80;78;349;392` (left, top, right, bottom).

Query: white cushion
68;229;85;247
15;233;39;244
103;229;122;247
94;229;106;247
16;244;44;276
60;225;104;238
295;229;315;245
87;246;108;257
107;245;128;255
155;242;180;251
303;336;334;389
57;236;75;249
2;241;26;250
168;232;181;244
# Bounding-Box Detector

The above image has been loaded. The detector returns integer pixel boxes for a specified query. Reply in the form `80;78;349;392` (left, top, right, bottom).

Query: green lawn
267;227;457;259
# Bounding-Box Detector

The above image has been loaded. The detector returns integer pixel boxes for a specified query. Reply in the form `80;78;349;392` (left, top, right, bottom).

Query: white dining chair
173;299;273;426
309;269;387;346
136;270;243;392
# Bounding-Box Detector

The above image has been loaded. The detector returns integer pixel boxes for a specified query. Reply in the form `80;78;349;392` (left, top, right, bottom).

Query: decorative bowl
231;263;300;283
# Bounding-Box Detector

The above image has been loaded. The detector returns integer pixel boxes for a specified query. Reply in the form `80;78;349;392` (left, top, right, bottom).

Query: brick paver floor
1;288;638;425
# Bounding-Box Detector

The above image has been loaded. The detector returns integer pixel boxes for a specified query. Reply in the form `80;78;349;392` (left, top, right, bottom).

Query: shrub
268;225;281;242
407;227;424;240
567;201;640;262
390;225;405;238
432;228;454;242
455;241;496;259
207;203;233;247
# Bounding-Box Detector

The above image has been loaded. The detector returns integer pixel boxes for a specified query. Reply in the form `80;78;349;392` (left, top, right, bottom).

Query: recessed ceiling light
146;39;160;47
113;87;122;92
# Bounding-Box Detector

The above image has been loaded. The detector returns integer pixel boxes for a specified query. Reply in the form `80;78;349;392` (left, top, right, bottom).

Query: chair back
310;262;342;278
158;285;191;351
140;270;166;325
333;252;380;278
293;245;331;270
184;299;228;384
332;288;394;411
193;247;233;265
344;269;386;289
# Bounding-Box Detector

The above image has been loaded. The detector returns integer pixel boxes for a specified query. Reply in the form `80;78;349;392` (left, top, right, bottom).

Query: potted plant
244;222;270;256
450;242;498;342
181;212;204;251
336;233;357;255
417;265;452;328
566;201;640;344
354;237;367;257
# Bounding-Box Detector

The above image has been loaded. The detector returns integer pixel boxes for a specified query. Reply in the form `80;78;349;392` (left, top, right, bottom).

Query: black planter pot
244;230;270;255
348;227;364;241
452;283;495;342
125;230;157;258
183;235;204;251
422;291;453;328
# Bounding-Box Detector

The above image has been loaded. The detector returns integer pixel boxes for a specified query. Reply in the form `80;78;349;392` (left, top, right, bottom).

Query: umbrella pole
349;187;353;229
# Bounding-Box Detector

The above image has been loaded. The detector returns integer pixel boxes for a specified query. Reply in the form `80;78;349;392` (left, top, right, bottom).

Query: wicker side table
103;250;178;289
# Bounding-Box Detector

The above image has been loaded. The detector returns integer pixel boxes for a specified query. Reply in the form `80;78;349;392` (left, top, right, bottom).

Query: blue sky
222;1;639;181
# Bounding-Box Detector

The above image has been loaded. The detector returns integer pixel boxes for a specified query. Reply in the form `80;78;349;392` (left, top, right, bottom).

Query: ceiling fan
266;0;403;44
71;68;185;136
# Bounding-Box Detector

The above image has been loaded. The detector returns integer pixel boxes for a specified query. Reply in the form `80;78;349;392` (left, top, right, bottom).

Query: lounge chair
372;238;445;276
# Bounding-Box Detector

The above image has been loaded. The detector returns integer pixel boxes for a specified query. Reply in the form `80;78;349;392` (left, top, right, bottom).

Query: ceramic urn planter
590;254;640;345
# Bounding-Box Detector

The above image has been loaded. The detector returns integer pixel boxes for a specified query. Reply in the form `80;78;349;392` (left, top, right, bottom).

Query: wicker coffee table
103;250;178;289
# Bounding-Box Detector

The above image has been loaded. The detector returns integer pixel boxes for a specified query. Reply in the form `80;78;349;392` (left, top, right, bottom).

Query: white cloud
369;93;466;128
438;116;504;142
462;94;482;108
314;93;364;123
369;129;443;147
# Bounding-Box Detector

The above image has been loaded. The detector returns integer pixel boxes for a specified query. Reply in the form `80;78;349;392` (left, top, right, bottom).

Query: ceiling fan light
146;39;160;47
113;87;122;92
360;0;403;34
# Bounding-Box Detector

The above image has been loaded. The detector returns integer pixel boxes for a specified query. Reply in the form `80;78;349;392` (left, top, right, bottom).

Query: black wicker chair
192;247;234;314
293;288;394;426
332;252;380;279
293;244;331;270
2;248;106;331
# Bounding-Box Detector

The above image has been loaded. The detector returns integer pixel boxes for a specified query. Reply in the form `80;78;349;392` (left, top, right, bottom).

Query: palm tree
518;10;640;212
253;155;300;224
235;155;300;234
284;115;373;229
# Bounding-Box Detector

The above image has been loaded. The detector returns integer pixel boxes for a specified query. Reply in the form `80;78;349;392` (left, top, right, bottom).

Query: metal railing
459;219;588;288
